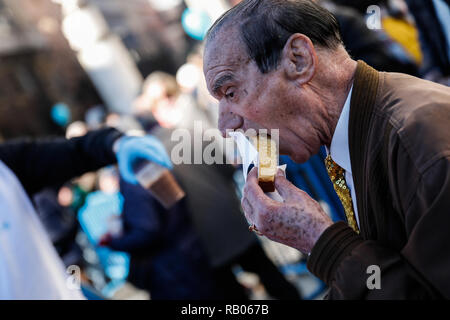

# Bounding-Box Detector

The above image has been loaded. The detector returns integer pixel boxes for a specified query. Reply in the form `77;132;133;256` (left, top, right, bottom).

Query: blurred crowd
0;0;449;300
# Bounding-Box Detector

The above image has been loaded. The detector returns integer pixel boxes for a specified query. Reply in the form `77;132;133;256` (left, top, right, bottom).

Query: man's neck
317;55;357;148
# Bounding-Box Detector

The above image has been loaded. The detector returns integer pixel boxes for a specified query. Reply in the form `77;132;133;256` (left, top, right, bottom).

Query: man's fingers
274;169;300;201
244;168;274;205
241;197;254;223
242;168;278;232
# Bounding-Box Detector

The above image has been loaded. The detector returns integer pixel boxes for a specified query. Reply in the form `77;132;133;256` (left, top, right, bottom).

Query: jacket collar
348;60;380;235
329;85;353;173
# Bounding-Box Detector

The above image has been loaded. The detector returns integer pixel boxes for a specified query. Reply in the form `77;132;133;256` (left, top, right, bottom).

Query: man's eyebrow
212;74;234;95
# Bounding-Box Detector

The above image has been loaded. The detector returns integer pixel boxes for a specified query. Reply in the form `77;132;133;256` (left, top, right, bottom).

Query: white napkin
229;131;286;202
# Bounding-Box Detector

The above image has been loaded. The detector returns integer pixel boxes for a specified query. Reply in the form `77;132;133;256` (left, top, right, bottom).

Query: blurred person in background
0;126;172;299
98;170;220;300
404;0;450;84
330;0;450;84
33;183;84;269
176;46;222;128
32;121;97;271
129;72;302;300
133;71;213;131
229;0;420;75
319;0;420;75
91;116;221;300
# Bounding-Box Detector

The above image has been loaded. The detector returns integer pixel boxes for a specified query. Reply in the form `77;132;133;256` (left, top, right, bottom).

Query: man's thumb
274;170;296;201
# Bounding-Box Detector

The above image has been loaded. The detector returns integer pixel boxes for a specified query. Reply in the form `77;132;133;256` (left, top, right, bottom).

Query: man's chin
279;140;317;163
281;150;311;164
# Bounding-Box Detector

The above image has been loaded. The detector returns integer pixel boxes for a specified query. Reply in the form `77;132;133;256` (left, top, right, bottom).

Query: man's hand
242;168;333;254
115;135;172;184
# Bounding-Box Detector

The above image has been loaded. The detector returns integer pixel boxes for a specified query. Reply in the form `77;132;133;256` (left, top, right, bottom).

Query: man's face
203;29;322;163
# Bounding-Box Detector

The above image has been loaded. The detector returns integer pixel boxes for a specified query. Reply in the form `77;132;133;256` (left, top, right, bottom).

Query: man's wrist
310;220;334;252
307;221;363;284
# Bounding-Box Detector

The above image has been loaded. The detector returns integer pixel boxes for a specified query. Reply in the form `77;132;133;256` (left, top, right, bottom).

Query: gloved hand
116;135;172;184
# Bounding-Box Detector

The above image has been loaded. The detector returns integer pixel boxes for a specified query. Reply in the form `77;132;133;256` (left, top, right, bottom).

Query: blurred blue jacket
107;178;218;300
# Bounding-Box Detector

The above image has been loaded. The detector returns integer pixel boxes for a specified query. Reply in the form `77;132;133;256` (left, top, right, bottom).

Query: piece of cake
251;135;278;192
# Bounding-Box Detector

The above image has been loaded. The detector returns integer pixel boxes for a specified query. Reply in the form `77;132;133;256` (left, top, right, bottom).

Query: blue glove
116;135;172;184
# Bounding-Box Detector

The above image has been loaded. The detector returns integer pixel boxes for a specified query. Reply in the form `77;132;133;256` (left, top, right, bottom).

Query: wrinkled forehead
203;26;249;76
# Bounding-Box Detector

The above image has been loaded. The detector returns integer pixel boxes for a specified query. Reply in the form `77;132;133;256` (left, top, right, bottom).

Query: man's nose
218;109;244;137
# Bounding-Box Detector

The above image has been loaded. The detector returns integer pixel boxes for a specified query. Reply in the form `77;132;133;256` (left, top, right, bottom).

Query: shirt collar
329;85;353;173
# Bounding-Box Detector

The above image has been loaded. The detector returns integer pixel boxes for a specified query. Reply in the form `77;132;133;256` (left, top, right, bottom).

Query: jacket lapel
348;61;380;238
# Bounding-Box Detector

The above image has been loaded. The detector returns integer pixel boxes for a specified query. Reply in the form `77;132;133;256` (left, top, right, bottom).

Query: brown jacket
307;61;450;299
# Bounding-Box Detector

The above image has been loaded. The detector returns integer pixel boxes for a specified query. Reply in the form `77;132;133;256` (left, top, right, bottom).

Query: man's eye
225;89;235;99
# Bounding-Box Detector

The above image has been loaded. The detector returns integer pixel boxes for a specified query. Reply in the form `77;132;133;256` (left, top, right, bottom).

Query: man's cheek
243;108;269;128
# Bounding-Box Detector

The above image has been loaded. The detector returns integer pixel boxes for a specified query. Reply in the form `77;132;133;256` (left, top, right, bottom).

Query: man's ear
281;33;317;84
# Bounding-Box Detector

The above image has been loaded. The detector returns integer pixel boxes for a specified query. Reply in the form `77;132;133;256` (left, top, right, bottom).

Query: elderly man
203;0;450;299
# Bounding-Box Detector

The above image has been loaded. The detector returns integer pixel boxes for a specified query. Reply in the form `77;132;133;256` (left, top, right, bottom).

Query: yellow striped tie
324;155;359;233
